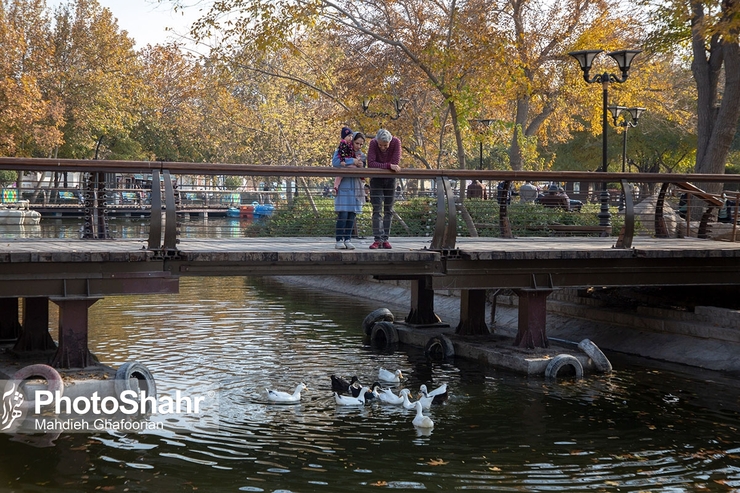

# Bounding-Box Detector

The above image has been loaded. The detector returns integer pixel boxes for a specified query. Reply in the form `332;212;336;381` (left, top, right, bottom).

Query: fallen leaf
370;481;388;487
427;458;448;466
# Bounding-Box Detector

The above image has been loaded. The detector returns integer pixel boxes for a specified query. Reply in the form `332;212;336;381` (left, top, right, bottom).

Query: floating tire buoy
424;335;455;361
362;308;395;336
114;362;157;404
577;338;613;373
10;364;64;410
370;321;399;349
545;354;584;379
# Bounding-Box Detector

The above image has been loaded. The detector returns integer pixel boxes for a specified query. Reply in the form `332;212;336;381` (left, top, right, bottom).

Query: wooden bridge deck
0;236;738;298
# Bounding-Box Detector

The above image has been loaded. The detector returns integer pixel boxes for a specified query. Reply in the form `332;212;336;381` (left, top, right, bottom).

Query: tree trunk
691;0;740;194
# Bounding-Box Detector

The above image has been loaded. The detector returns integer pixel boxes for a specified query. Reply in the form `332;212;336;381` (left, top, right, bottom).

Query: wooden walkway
0;235;739;296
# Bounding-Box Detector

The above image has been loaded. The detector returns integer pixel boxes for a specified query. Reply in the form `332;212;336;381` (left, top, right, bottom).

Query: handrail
2;157;740;183
4;157;739;251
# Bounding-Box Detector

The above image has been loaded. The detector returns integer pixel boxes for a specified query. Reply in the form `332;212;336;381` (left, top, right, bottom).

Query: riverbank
273;275;740;375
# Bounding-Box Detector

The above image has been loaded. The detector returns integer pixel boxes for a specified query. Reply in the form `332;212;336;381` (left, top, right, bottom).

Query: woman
332;132;366;249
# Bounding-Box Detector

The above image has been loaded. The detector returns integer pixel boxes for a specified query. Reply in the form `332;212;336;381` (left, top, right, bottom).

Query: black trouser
369;177;396;241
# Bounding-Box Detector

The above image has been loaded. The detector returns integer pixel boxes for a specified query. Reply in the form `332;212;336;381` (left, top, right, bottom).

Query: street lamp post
608;106;646;210
568;49;641;227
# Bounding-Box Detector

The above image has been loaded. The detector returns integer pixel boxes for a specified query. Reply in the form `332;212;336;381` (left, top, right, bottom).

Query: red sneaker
382;241;392;249
369;241;382;249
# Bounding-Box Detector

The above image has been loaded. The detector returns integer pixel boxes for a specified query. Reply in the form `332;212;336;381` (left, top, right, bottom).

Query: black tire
545;354;584;379
363;308;395;335
115;362;157;402
10;363;64;410
424;335;455;361
577;338;613;373
370;321;399;349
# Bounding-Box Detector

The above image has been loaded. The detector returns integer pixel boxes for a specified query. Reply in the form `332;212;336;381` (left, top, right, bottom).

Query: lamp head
569;49;603;74
607;105;627;122
628;107;647;122
607;50;642;77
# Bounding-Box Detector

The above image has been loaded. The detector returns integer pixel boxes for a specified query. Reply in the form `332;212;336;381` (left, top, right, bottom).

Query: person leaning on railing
332;131;367;250
367;128;401;249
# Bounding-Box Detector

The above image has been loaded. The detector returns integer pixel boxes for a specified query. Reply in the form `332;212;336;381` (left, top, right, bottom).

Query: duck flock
265;367;448;430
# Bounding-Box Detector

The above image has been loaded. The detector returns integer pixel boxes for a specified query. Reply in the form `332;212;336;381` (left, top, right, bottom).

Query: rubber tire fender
10;363;64;409
545;354;584;379
115;362;157;400
370;321;399;349
424;335;455;361
577;338;613;373
362;308;395;335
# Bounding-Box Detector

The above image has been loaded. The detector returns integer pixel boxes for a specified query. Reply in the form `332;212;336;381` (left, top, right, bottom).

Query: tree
45;0;141;159
0;0;62;157
644;0;740;191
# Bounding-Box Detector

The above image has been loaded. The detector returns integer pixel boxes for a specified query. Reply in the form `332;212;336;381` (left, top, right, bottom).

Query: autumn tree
45;0;141;159
644;0;740;191
0;0;62;157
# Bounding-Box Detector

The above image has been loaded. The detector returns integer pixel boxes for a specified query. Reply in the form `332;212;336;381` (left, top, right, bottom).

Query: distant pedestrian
467;180;486;199
539;184;570;211
367;128;401;249
519;181;538;203
332;132;366;249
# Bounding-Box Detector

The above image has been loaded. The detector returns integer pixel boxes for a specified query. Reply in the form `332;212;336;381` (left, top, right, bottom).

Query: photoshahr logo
1;382;25;431
0;379;219;434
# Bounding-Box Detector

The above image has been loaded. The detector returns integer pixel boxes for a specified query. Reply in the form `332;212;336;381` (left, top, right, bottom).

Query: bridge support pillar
0;297;22;339
49;297;100;369
512;289;551;349
14;297;56;352
455;289;490;335
405;277;442;326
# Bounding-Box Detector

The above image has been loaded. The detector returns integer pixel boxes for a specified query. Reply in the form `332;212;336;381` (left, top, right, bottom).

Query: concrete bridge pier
455;289;489;335
14;297;56;352
513;288;552;349
49;297;100;369
0;297;22;339
404;277;443;326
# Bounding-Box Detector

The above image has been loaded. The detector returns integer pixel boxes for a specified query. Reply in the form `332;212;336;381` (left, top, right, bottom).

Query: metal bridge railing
1;157;739;252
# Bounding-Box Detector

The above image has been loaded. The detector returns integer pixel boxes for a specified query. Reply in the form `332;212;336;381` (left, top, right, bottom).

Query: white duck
266;383;308;404
419;383;448;404
412;401;434;429
402;391;432;410
334;386;370;406
378;368;404;383
377;387;410;406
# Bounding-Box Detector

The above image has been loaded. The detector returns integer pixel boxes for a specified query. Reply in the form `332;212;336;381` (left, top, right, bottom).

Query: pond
1;218;739;492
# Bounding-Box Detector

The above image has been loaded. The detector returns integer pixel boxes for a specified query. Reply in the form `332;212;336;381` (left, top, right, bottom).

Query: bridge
1;157;739;369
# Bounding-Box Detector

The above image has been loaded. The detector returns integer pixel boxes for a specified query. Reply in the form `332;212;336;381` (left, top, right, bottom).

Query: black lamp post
608;105;646;173
468;119;496;170
608;105;645;210
568;49;641;227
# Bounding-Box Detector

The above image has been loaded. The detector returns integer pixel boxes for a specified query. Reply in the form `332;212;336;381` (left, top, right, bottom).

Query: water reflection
0;219;739;491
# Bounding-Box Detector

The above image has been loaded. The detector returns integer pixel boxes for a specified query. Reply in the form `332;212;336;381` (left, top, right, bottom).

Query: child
334;127;354;194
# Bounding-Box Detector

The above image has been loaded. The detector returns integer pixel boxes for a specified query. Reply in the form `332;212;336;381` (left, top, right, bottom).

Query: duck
419;383;448;404
412;401;434;429
376;387;410;406
266;383;308;404
334;386;370;406
330;375;362;396
402;391;432;410
363;382;381;402
378;368;404;383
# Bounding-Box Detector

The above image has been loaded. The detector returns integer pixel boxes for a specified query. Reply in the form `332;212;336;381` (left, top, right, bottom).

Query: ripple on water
69;275;740;492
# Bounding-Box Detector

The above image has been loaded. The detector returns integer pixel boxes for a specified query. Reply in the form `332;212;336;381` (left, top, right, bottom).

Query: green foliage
223;176;241;189
243;195;628;238
0;170;18;188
